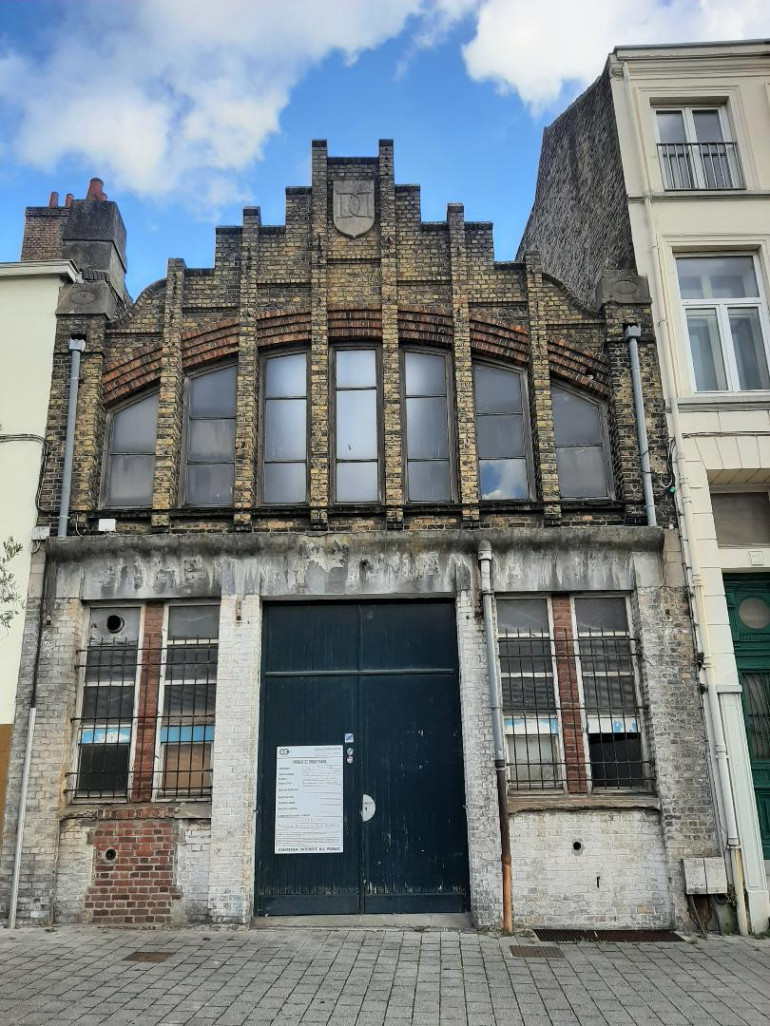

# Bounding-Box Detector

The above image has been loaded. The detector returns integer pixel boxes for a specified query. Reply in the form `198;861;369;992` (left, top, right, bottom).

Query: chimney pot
65;193;74;207
49;191;59;208
86;177;106;201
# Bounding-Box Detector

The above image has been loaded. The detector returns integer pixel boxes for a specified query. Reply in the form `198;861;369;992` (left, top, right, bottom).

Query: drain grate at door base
534;928;682;943
124;951;173;963
509;944;564;959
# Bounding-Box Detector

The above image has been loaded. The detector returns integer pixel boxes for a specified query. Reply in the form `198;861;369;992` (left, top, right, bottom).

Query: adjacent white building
520;39;770;931
0;260;78;827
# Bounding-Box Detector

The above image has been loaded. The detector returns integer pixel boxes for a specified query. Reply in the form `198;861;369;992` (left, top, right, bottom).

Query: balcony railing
658;141;744;191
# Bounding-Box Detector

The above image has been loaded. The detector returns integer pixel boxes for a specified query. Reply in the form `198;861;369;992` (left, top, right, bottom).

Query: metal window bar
498;628;653;792
658;142;744;191
68;639;217;800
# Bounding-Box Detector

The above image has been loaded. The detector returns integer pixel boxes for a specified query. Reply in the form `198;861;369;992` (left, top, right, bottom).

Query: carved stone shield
332;180;375;238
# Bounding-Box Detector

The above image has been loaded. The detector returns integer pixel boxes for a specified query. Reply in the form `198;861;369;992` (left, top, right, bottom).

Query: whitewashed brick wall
175;820;211;923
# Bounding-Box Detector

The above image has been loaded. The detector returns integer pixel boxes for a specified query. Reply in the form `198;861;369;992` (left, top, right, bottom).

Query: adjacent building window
334;348;380;502
184;365;236;506
656;106;742;190
677;255;770;392
75;607;141;797
103;392;159;507
712;491;770;547
262;351;307;504
473;363;530;500
551;385;611;499
160;605;218;797
404;349;452;502
497;595;651;792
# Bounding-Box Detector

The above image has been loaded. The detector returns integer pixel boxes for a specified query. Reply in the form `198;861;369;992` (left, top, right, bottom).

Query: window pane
406;397;449;459
556;447;608;499
265;353;306;398
77;742;130;796
336;389;377;460
110;393;158;453
712;492;770;546
82;684;134;720
677;256;759;300
405;351;446;396
657;110;686;144
189;366;236;418
186;463;234;505
685;309;727;391
188;419;235;461
407;461;451;502
337;349;376;388
589;734;644;789
336;462;379;502
692;109;724;144
497;598;549;633
729;308;770;390
263;462;306;503
169;605;219;640
574;597;628;633
264;399;307;460
163;681;216;715
476;414;525;459
106;454;155;506
161;742;211;796
165;646;219;682
473;364;522;414
479;459;529;500
551;388;601;446
88;607;140;643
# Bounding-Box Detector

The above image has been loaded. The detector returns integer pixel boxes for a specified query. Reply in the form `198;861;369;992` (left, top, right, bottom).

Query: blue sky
0;1;767;298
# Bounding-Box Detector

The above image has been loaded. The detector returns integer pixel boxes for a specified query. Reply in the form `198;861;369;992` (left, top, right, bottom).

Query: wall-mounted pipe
57;338;85;539
624;323;656;528
478;541;513;933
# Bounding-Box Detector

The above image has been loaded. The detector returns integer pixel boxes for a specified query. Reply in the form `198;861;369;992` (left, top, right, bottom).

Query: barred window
160;605;218;797
497;598;561;789
76;607;141;797
497;595;652;793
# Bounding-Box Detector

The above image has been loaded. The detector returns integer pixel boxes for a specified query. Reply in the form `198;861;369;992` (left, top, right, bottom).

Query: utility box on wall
682;857;728;895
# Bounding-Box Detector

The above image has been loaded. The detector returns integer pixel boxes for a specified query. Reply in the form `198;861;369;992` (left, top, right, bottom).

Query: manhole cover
534;928;682;943
124;951;173;963
509;944;564;959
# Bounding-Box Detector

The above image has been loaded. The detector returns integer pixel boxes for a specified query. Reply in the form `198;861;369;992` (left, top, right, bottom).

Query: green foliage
1;536;24;630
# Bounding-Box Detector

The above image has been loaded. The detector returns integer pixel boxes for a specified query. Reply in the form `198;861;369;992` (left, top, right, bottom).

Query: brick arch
256;309;311;347
547;339;609;399
182;318;239;370
470;317;528;366
398;307;453;347
103;341;163;406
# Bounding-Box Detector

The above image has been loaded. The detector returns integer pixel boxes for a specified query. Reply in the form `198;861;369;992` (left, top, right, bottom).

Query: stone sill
508;793;661;814
62;802;212;821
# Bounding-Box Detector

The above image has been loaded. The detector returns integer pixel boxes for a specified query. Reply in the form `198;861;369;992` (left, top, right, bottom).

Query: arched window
473;362;530;500
262;351;308;504
102;391;159;507
184;364;237;506
551;385;611;499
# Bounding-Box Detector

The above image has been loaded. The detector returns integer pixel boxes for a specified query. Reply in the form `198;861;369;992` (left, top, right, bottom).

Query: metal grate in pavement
509;944;565;958
124;951;173;963
534;928;682;943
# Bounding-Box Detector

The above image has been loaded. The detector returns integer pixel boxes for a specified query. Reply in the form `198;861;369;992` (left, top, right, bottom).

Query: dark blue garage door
256;601;469;915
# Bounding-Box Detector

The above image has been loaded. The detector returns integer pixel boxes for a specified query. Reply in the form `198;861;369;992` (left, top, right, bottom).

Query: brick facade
0;142;719;932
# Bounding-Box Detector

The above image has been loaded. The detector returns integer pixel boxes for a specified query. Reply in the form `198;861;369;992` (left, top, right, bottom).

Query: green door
256;601;470;915
724;576;770;858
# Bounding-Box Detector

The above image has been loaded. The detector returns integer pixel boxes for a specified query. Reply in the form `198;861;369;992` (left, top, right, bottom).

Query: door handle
362;793;376;822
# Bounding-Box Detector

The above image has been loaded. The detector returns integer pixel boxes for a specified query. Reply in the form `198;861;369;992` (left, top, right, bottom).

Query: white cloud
0;0;766;208
463;0;770;113
0;0;436;212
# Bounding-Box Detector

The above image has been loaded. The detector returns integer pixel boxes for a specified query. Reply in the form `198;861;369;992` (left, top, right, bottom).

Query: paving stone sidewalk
0;925;768;1026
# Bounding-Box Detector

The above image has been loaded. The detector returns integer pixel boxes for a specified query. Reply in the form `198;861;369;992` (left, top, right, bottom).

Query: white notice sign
275;745;344;854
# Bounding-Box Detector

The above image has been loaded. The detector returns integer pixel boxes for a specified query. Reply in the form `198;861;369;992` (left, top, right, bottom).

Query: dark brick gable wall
517;68;636;307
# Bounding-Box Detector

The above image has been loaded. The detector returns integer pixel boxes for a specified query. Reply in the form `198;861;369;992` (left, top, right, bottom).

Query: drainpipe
621;58;749;935
57;337;85;539
8;554;49;929
624;323;656;527
478;541;513;933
